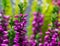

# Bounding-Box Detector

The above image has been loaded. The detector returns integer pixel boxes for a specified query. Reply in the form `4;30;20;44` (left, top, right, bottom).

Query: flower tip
15;15;19;18
0;14;2;17
4;16;10;19
20;14;23;17
24;14;28;17
45;31;50;35
57;1;60;6
33;12;37;15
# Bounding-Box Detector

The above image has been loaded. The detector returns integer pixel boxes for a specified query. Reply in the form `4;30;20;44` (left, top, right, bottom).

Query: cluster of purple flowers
0;11;9;46
35;27;60;46
0;9;60;46
43;28;60;46
29;12;60;46
52;0;60;6
13;14;28;46
29;12;44;46
32;12;44;37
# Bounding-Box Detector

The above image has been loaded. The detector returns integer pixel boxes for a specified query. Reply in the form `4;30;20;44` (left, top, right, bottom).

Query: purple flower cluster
32;12;44;38
29;35;37;46
52;19;60;29
0;12;9;46
0;10;60;46
57;0;60;6
28;12;44;46
13;14;28;46
29;28;60;46
29;12;60;46
42;28;60;46
52;0;60;6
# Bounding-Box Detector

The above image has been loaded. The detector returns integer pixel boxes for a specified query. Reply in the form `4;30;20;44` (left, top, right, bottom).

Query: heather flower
58;41;60;46
13;43;20;46
14;31;19;43
0;11;9;46
57;0;60;6
39;43;43;46
13;14;28;46
29;40;37;46
44;42;48;46
0;27;8;44
32;12;44;36
52;0;57;5
31;12;44;46
43;27;60;46
1;44;8;46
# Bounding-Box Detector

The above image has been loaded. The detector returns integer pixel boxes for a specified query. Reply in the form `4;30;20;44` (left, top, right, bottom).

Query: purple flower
0;11;9;45
39;43;43;46
32;12;44;35
1;44;8;46
58;41;60;46
13;14;28;46
57;0;60;6
29;40;37;46
14;32;19;43
13;43;20;46
44;35;50;42
45;31;50;35
44;42;48;46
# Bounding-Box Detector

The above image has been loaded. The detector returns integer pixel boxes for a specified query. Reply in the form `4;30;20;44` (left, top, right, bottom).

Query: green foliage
24;0;28;12
18;0;28;14
51;11;58;29
46;0;52;3
9;18;14;28
8;27;15;46
14;0;20;15
42;3;54;40
2;0;12;16
51;13;57;23
52;6;59;13
18;2;24;14
35;33;40;40
27;0;38;37
31;0;38;12
36;5;42;13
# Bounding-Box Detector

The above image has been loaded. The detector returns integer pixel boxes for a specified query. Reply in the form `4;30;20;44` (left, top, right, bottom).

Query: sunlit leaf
2;0;12;16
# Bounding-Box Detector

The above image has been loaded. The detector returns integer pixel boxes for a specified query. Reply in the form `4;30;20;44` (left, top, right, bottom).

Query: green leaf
18;0;28;14
51;13;57;22
52;6;59;13
24;0;28;12
2;0;12;16
8;27;15;46
42;3;53;41
36;5;42;13
35;33;40;39
9;18;14;27
18;2;24;14
14;0;20;15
